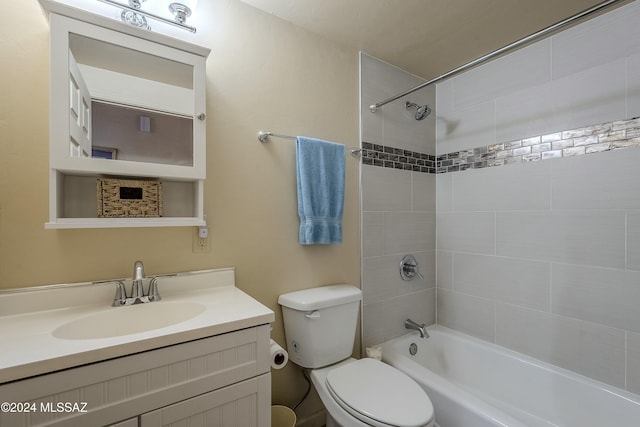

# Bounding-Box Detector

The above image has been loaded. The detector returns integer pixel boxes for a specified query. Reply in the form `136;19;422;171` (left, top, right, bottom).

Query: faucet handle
112;281;127;306
400;254;424;281
148;277;162;302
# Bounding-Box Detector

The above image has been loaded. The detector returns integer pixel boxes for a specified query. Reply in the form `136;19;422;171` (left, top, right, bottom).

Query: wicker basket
97;178;163;218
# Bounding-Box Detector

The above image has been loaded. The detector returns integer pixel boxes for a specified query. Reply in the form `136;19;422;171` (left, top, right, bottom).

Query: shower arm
368;0;625;113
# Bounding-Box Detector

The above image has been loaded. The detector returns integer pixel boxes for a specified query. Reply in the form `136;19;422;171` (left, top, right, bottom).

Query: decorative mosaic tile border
361;142;437;173
362;117;640;174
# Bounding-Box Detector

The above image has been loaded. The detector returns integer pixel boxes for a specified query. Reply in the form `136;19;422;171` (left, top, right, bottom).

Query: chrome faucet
112;260;162;306
131;260;145;300
405;318;429;339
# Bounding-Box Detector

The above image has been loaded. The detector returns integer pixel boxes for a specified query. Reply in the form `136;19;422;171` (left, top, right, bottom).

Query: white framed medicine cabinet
39;0;210;229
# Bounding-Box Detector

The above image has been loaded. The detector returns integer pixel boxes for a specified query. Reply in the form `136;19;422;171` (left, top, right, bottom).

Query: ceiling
238;0;624;80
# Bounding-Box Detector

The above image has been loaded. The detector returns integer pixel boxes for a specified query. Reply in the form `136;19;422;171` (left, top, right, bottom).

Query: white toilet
278;285;434;427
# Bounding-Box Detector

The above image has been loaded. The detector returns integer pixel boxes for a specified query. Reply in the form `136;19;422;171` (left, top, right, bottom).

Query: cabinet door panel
108;417;138;427
68;51;91;158
140;374;271;427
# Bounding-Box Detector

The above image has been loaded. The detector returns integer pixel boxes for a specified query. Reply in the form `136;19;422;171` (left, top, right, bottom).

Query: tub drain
409;342;418;355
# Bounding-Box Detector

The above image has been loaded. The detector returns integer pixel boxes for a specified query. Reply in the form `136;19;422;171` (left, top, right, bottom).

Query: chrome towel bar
258;131;362;157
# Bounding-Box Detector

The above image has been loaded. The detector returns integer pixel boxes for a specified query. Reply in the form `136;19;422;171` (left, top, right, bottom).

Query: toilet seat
325;358;434;427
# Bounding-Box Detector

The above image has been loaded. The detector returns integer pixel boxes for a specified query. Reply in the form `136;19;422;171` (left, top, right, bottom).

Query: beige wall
0;0;360;411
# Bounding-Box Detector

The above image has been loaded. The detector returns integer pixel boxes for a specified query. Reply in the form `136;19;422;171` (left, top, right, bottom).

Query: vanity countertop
0;268;274;383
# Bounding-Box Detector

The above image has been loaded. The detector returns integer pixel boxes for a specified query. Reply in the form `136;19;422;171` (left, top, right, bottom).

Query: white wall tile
454;253;550;311
437;289;495;342
364;289;436;348
627;52;640;119
414;250;436;289
410;288;436;327
361;94;383;144
435;99;497;153
383;212;435;254
436;173;453;212
395;254;428;297
362;255;404;305
496;60;626;144
436;251;453;290
436;79;454;116
551;263;640;332
412;172;436;212
382;95;427;149
404;82;436;154
385;289;436;341
496;211;625;268
361;165;412;211
453;40;550;109
361;53;412;102
362;301;386;348
436;212;495;254
551;1;640;79
362;212;384;258
551;148;640;210
361;54;437;352
625;211;640;271
363;250;432;304
627;332;640;395
429;1;640;394
495;304;626;388
452;160;551;211
361;54;436;153
435;80;454;148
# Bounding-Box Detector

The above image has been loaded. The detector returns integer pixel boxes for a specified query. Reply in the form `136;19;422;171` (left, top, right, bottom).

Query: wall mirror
68;33;194;166
48;8;208;181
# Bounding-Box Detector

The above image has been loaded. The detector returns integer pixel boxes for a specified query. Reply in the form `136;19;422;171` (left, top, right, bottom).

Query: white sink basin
53;301;206;340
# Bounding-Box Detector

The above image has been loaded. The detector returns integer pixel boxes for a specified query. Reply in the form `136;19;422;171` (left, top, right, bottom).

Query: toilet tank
278;285;362;369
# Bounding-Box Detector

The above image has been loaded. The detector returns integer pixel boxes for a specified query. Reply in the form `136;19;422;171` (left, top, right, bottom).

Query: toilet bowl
278;285;434;427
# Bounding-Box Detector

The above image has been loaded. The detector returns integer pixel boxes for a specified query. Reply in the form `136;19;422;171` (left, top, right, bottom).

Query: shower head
405;101;432;121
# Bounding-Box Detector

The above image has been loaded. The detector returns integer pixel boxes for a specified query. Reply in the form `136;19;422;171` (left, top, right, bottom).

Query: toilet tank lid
278;285;362;311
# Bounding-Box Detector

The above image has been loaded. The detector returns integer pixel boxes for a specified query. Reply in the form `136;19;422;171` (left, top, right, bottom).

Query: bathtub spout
405;318;429;338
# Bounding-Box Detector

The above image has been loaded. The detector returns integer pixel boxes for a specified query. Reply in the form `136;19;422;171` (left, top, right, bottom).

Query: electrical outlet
192;227;211;253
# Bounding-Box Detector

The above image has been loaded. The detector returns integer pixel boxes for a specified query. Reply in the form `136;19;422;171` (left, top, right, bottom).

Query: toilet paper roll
366;346;382;361
270;339;289;369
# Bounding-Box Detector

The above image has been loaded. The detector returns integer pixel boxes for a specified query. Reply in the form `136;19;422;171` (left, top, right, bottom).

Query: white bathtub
380;325;640;427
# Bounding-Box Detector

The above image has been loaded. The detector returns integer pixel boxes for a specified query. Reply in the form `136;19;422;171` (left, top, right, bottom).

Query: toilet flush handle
305;310;321;319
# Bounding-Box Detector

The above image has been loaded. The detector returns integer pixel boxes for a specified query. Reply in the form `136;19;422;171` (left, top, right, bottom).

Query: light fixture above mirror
97;0;198;33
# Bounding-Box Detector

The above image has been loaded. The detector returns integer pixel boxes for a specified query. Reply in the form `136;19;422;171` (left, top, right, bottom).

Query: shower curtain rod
368;0;625;113
257;131;363;157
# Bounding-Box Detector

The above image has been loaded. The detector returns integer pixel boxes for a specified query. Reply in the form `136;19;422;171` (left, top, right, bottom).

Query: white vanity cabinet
39;0;211;229
0;325;271;427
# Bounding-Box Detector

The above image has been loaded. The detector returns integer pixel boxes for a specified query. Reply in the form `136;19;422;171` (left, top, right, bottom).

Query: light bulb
169;0;197;24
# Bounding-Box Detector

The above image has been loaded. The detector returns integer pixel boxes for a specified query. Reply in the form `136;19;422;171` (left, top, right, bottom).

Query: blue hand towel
296;136;346;245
